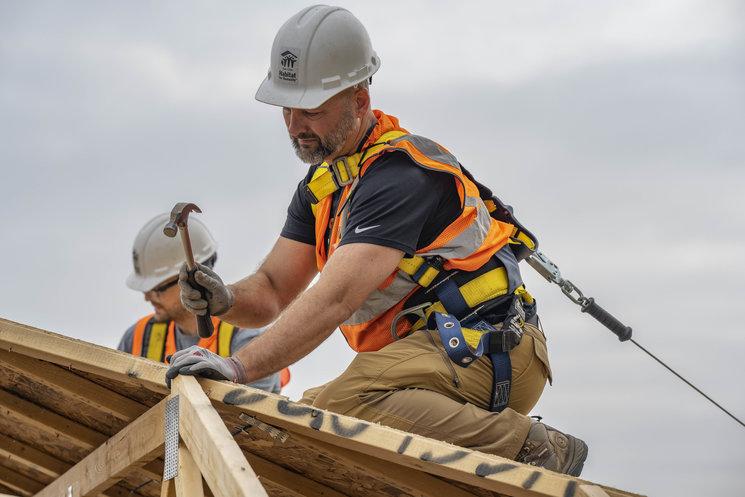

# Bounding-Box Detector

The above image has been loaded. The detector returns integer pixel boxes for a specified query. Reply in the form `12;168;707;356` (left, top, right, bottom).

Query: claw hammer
163;202;214;338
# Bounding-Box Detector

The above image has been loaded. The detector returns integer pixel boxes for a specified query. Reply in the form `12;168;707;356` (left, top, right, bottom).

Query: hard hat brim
255;75;336;110
125;271;172;293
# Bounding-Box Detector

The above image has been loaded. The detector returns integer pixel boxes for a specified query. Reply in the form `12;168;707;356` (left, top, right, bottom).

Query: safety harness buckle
495;297;526;352
497;326;523;352
331;156;356;187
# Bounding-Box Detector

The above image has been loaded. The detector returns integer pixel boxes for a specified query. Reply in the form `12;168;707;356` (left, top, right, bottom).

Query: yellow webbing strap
397;255;441;287
461;327;487;349
459;287;535;349
397;255;423;275
508;230;536;251
306;130;408;206
407;269;511;331
217;321;235;357
408;274;534;334
458;267;511;307
145;322;168;361
514;285;535;305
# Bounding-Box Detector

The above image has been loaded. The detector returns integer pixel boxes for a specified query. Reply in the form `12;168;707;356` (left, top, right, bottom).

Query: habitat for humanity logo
278;49;298;83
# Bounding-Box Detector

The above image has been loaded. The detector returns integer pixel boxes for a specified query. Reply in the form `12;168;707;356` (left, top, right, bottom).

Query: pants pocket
526;323;552;385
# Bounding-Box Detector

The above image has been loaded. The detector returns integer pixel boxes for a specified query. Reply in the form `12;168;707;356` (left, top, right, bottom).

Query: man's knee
311;360;372;413
298;384;326;405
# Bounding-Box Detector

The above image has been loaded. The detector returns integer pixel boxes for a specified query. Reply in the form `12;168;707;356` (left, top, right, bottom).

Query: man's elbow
324;280;366;324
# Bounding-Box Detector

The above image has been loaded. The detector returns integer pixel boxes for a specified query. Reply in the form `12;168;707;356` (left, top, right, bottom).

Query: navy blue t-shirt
281;152;462;255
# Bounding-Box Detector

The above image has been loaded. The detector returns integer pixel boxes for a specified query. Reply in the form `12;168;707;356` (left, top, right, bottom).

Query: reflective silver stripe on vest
390;135;460;169
418;196;493;261
344;272;418;326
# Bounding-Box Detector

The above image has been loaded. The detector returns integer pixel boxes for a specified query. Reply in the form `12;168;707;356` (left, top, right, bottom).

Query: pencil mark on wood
222;389;267;406
277;400;324;430
330;414;368;437
475;462;517;477
564;480;577;497
522;471;541;489
397;435;413;454
419;450;468;464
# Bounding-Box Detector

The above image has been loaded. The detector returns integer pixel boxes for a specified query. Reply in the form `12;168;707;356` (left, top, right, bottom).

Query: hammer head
163;202;202;237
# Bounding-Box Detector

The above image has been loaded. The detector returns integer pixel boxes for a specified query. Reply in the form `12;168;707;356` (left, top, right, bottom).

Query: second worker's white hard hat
255;4;380;110
126;213;217;292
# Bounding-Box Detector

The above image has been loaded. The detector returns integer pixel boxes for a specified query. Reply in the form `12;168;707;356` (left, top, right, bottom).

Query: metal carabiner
560;280;588;306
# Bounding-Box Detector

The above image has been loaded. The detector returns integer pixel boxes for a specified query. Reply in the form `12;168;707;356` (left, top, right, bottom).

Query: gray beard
290;109;357;164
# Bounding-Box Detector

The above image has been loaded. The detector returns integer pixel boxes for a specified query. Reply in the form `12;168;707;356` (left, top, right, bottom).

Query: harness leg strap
431;312;512;413
488;348;512;413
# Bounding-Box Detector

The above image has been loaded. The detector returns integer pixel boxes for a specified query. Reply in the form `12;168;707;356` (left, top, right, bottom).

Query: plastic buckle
499;298;525;351
331;156;356;187
501;326;523;352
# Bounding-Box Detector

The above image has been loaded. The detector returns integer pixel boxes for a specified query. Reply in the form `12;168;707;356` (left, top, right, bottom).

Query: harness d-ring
390;302;432;341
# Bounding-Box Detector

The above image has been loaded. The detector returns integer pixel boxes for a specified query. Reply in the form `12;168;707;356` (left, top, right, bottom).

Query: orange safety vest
131;314;291;388
309;110;528;352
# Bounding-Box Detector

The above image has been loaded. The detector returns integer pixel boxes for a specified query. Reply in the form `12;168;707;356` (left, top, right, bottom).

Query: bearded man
166;5;588;475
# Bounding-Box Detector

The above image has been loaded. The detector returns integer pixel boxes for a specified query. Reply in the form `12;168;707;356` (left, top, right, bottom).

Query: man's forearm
232;276;355;383
221;271;283;328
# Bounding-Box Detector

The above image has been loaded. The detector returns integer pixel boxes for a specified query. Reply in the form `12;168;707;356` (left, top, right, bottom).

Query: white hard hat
255;5;380;109
126;213;217;292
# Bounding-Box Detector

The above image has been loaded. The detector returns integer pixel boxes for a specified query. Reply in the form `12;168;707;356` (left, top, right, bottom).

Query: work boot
515;421;588;476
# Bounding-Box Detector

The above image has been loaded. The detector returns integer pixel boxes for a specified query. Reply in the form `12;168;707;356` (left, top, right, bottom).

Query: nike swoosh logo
354;225;380;234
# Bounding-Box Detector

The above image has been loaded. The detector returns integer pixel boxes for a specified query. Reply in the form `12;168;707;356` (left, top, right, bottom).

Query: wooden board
0;317;645;497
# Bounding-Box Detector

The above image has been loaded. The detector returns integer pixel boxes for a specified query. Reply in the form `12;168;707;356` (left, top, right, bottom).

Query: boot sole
563;436;589;477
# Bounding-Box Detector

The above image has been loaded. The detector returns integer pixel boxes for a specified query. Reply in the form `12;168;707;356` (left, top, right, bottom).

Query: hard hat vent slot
348;66;370;80
322;76;341;89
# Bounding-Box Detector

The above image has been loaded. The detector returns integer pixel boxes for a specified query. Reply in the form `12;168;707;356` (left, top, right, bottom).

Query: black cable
630;338;745;429
527;251;745;430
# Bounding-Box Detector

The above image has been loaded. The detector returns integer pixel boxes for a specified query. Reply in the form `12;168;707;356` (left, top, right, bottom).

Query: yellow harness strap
405;268;534;332
145;322;168;361
307;130;407;208
217;321;235;356
398;255;442;287
145;321;234;360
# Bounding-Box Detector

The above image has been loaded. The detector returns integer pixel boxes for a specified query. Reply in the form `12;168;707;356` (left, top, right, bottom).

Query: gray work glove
165;346;247;387
179;263;234;316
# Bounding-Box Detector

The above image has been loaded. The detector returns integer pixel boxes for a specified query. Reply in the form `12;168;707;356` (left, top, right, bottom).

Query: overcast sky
1;2;744;496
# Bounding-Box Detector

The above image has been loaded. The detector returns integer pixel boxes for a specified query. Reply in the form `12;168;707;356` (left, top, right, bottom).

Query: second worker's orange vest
131;314;291;388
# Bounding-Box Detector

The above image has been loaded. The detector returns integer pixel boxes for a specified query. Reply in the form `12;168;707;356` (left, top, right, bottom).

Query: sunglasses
151;278;179;294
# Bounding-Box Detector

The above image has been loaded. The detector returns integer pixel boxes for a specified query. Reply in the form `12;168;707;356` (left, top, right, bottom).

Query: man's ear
354;87;370;116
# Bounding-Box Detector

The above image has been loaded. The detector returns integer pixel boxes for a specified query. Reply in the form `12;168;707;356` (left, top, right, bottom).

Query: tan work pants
301;323;552;459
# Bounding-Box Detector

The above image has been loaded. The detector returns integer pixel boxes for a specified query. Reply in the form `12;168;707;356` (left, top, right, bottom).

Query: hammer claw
163;202;215;338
